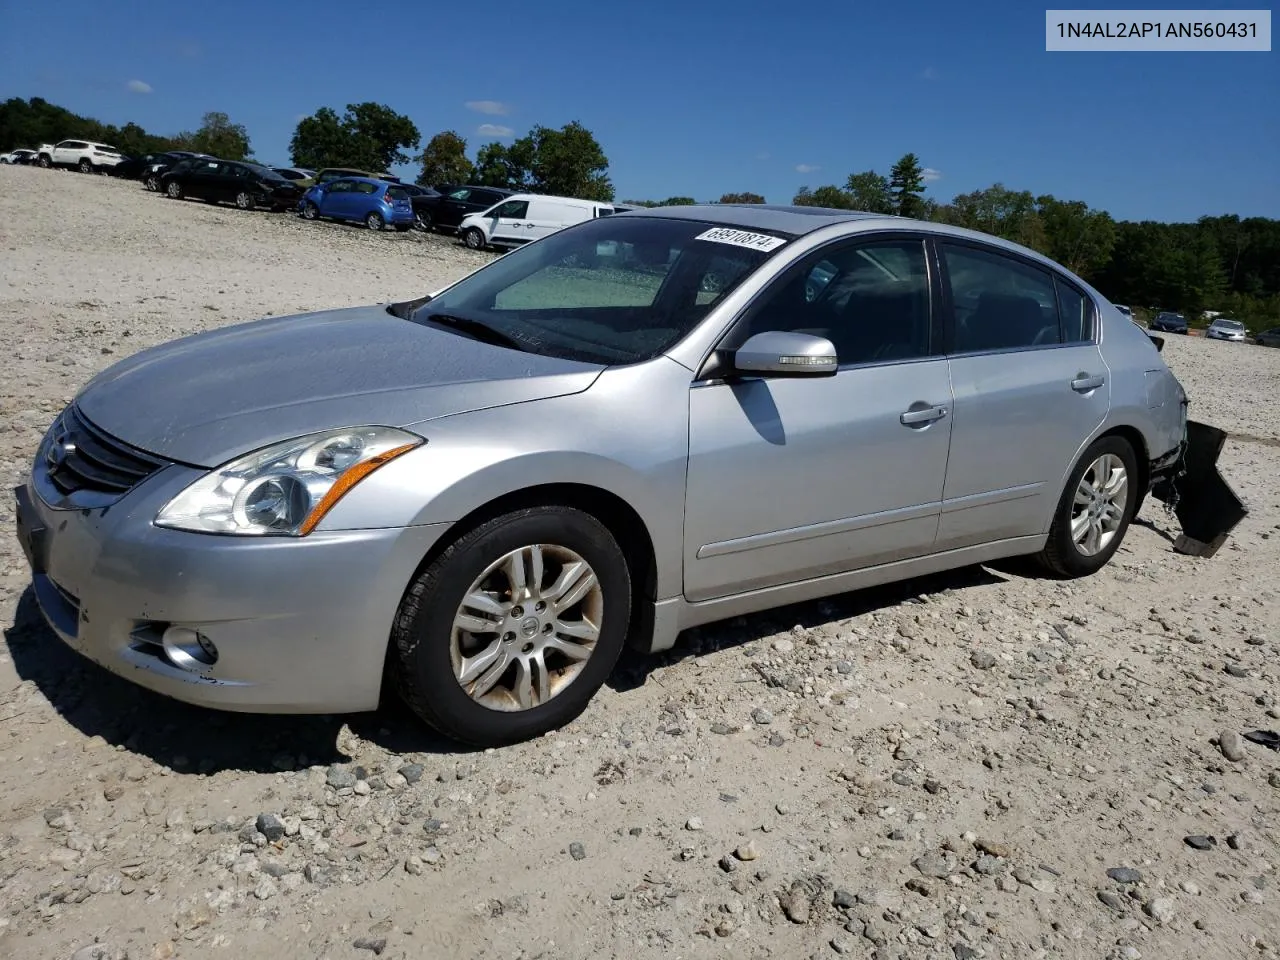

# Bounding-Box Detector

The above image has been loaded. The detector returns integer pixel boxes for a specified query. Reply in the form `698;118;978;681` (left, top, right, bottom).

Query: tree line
0;97;252;163
3;97;1276;326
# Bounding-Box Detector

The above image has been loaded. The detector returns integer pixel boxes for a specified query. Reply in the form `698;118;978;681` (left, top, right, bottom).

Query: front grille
42;404;170;498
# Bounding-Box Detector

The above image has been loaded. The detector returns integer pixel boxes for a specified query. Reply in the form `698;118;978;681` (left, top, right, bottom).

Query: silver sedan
13;205;1240;746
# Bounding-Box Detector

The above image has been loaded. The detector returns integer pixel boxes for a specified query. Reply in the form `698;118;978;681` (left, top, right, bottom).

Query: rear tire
390;506;631;747
166;181;183;200
78;158;93;174
365;211;385;231
301;201;319;220
1036;435;1139;578
463;227;486;250
38;154;51;168
235;190;255;210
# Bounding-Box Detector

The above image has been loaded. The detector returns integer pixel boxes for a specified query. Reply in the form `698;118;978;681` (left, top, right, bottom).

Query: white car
1205;318;1247;342
459;194;616;250
35;139;124;173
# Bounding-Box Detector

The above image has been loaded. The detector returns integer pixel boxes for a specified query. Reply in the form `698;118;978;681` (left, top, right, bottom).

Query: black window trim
932;236;1100;358
694;229;943;384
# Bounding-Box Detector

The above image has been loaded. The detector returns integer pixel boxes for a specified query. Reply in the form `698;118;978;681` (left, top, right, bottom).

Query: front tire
38;154;51;168
463;227;486;250
414;210;432;232
1036;435;1139;577
145;174;159;191
235;190;255;210
301;201;319;220
390;506;632;747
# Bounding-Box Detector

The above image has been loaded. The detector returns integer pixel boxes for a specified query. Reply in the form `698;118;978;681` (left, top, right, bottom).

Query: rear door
935;239;1109;550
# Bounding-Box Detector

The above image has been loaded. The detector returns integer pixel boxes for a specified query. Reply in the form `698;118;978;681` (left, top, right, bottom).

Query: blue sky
2;0;1276;220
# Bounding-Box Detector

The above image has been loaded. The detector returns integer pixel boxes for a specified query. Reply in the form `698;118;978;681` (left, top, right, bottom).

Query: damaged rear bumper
1149;417;1248;558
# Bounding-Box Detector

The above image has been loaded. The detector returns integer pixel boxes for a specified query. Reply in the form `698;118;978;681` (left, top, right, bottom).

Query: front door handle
1071;373;1105;392
900;403;949;426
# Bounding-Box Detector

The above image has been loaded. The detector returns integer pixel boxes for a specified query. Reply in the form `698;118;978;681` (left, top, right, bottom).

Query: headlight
155;427;422;536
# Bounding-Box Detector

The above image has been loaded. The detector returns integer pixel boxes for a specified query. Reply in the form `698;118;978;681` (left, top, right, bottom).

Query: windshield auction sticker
694;228;787;252
1046;9;1271;50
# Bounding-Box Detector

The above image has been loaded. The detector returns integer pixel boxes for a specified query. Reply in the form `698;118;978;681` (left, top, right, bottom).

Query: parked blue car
299;177;414;231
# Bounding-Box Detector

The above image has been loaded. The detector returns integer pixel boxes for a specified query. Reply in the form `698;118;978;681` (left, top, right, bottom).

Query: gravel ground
1;165;1278;960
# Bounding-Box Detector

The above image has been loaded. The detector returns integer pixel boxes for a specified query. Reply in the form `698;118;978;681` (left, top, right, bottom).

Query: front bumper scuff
1149;415;1248;558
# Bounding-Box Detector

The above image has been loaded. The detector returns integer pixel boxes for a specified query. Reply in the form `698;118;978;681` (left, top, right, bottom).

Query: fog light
161;626;218;670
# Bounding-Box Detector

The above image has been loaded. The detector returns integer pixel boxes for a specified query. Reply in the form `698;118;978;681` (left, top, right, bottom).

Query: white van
458;194;615;250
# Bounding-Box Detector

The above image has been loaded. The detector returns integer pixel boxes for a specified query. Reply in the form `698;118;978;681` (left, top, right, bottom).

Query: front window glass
409;217;789;365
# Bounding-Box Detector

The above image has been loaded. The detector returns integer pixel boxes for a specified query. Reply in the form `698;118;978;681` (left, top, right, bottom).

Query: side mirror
732;331;838;377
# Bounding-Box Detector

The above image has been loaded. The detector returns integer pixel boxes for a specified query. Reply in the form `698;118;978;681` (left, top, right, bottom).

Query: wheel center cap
519;617;540;639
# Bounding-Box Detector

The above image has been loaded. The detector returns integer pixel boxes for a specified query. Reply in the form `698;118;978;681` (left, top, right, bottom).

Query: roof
624;203;896;236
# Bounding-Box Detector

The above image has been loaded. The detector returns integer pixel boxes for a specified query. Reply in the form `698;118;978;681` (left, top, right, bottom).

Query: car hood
75;305;604;467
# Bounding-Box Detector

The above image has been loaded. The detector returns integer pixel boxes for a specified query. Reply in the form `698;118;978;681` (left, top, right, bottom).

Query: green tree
188;111;251;160
289;102;419;171
718;191;765;204
344;101;420;170
471;121;613;200
524;121;613;200
888;153;927;218
416;131;473;187
940;184;1045;250
844;170;893;213
659;196;696;205
1035;195;1115;279
793;184;855;208
289;107;349;169
472;140;534;189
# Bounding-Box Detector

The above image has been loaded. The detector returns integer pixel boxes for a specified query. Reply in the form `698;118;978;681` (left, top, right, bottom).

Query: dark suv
416;184;516;232
1151;311;1188;333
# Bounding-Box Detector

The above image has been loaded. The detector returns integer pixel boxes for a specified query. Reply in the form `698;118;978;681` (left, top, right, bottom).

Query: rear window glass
387;186;411;201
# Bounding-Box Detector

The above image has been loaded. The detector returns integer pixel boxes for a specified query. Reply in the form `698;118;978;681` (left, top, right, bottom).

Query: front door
683;236;954;602
319;180;354;219
489;198;531;244
934;240;1111;550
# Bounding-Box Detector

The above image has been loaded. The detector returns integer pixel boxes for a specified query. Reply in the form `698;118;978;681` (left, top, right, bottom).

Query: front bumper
13;465;448;714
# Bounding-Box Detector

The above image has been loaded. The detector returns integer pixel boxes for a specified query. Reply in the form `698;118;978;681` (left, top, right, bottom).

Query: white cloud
922;167;942;182
795;164;819;174
465;100;511;115
126;79;152;94
477;123;514;138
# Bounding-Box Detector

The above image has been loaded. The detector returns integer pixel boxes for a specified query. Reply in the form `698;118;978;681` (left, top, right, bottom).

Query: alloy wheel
1071;453;1128;556
449;543;603;712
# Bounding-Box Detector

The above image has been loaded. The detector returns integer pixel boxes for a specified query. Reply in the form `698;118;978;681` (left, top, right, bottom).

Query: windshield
408;216;791;364
1216;319;1244;329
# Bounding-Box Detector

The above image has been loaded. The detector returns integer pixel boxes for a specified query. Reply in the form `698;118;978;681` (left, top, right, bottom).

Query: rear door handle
900;403;949;426
1071;373;1105;392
